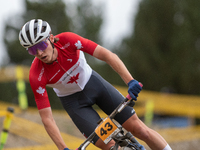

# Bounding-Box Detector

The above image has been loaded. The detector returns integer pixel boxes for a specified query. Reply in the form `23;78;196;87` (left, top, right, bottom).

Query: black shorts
59;70;135;144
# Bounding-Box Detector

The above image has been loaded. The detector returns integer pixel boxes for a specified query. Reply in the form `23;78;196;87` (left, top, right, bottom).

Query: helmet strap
48;39;56;63
49;38;55;49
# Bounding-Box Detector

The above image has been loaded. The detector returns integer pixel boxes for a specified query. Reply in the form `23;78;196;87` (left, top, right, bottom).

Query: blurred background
0;0;200;149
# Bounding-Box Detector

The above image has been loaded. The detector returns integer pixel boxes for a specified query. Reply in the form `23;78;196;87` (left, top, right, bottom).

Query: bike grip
126;82;143;100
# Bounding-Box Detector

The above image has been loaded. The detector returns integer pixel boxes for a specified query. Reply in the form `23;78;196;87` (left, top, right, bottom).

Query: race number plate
95;117;119;144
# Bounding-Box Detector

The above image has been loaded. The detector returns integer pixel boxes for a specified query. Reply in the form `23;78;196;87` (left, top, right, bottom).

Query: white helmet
19;19;51;48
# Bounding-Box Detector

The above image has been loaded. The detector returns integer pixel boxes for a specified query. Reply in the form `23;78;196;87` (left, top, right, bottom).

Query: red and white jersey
29;32;98;110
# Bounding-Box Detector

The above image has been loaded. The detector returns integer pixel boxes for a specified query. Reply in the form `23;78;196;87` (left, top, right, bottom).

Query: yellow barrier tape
15;65;28;110
144;100;154;126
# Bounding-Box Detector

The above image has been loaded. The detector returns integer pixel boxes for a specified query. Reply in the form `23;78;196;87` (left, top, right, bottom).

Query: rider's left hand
128;79;142;100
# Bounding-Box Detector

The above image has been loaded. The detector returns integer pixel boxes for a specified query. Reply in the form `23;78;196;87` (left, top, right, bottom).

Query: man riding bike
19;19;172;150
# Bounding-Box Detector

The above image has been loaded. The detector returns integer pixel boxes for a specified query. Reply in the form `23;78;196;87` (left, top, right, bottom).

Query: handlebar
77;132;96;150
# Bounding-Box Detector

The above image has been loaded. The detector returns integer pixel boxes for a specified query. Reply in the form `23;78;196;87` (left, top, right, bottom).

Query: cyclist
19;19;172;150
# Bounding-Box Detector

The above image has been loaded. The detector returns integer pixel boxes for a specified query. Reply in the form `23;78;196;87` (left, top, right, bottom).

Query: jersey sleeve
29;59;50;110
55;32;98;55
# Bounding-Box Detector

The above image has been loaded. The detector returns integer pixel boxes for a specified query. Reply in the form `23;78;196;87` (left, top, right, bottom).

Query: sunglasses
27;38;49;55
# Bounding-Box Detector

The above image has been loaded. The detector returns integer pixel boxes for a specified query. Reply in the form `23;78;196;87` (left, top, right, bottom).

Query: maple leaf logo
36;86;45;96
67;73;80;84
75;40;83;49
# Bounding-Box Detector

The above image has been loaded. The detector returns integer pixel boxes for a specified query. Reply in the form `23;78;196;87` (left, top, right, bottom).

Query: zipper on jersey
55;59;79;84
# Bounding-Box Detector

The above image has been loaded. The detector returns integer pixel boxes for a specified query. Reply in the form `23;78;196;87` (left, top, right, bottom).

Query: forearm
39;108;67;150
43;117;67;150
106;53;134;84
93;45;133;84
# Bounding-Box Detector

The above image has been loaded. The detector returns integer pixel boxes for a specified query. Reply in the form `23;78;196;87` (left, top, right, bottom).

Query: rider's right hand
126;142;146;150
135;143;146;150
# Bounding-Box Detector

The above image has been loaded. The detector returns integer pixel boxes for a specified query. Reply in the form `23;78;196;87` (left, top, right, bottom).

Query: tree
70;0;103;43
69;0;103;66
119;0;200;95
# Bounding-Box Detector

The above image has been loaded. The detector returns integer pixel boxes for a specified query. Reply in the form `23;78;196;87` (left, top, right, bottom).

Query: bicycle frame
77;93;141;150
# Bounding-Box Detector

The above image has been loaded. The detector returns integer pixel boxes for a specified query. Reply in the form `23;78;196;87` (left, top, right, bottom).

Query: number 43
100;122;113;136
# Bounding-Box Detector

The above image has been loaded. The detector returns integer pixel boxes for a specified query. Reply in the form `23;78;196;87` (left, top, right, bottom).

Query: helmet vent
24;23;32;44
36;36;43;43
20;34;26;43
26;31;33;44
41;21;47;33
23;44;30;47
42;26;47;33
34;28;37;39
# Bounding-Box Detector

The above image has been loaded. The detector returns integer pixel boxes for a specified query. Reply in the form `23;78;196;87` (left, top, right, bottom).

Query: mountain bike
77;84;145;150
